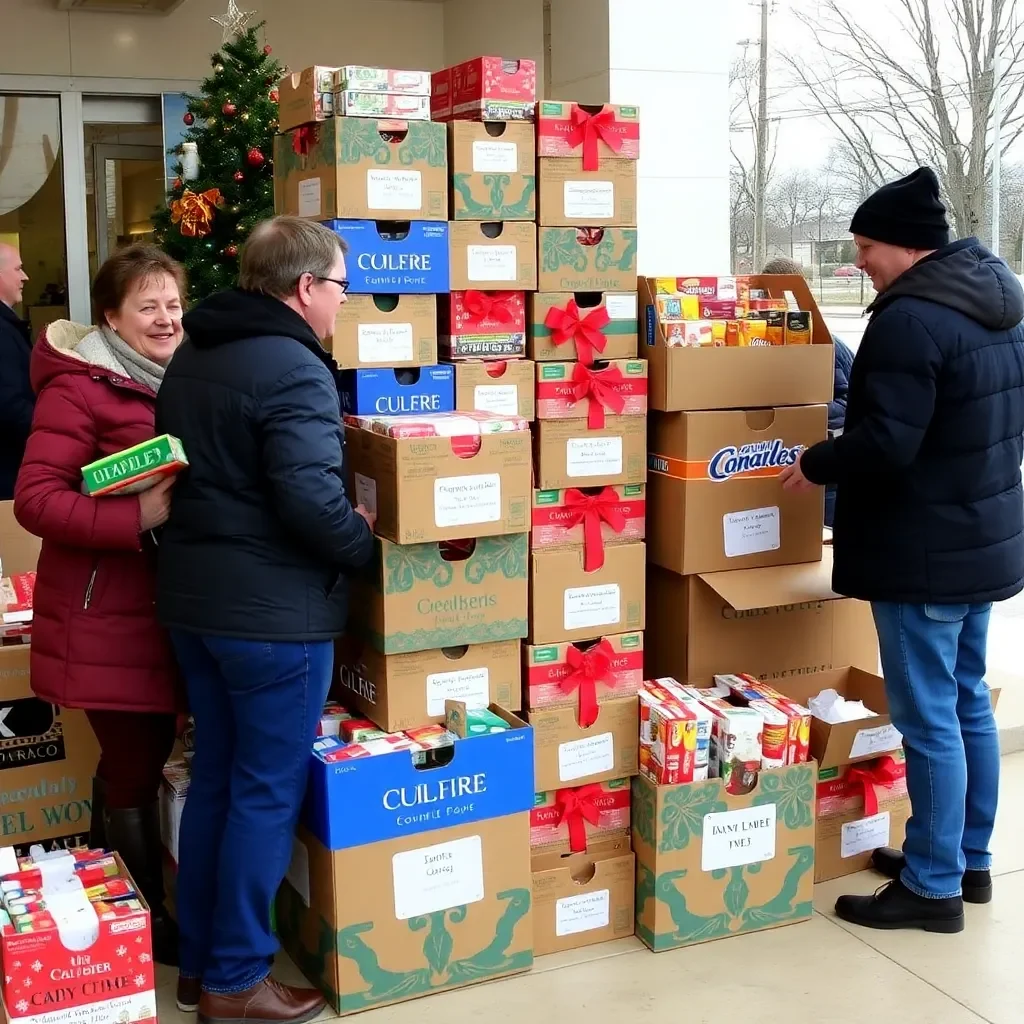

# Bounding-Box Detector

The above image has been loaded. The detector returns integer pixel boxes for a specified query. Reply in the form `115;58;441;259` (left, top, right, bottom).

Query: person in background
761;255;855;527
0;243;35;500
155;217;375;1024
781;167;1024;933
13;245;186;965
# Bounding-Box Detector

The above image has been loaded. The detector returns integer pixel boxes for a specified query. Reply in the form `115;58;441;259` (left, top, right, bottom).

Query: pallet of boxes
634;272;897;949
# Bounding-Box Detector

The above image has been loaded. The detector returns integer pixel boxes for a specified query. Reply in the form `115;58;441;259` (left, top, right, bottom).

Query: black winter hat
849;167;950;250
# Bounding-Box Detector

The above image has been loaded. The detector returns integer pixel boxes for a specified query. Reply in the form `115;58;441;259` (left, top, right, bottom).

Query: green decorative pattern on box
368;618;529;655
752;764;815;829
452;173;536;220
335;888;532;1011
82;433;188;496
540;229;638;275
658;782;727;854
275;885;340;1009
630;776;656;848
384;535;528;595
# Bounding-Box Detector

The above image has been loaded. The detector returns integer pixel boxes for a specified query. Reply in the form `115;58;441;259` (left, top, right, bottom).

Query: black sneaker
871;847;993;904
835;879;964;933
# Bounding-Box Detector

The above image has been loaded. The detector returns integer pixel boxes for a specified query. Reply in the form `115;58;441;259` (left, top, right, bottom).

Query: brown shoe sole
198;1004;325;1024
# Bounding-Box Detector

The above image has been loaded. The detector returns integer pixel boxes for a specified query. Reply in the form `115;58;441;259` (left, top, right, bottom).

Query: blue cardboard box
302;707;534;851
326;219;450;294
340;365;455;416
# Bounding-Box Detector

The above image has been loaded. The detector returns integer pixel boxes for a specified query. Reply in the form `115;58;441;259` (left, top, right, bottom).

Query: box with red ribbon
455;358;535;420
530;779;631;852
531;485;646;567
529;293;638;364
535;360;648;426
537;102;640;162
440;290;527;360
431;56;537;122
534;416;647;491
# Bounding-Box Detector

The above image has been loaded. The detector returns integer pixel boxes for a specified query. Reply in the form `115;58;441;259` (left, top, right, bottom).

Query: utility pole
992;53;1002;256
752;0;769;271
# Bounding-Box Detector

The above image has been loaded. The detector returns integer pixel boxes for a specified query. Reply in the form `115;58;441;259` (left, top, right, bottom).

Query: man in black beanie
780;167;1024;933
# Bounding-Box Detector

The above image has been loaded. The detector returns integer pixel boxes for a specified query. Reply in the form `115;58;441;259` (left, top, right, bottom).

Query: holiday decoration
211;0;255;43
153;23;281;301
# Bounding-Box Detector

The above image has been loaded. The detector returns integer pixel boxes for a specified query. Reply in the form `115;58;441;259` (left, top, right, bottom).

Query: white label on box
392;835;485;920
285;837;310;907
702;805;777;871
367;168;423;211
841;812;891;859
354;472;377;514
558;732;615;782
468;244;518;282
566;436;623;478
298;178;322;218
849;723;904;760
723;506;781;558
564;584;621;631
564;180;615;219
473;383;519;416
605;293;638;321
357;322;414;363
434;473;502;528
426;667;490;716
555;889;611;936
472;140;519;173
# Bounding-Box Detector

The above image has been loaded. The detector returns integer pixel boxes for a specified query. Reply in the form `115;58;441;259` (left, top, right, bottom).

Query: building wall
442;0;545;83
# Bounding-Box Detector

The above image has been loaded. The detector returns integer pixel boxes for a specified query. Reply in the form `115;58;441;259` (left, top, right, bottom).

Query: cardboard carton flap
698;549;837;611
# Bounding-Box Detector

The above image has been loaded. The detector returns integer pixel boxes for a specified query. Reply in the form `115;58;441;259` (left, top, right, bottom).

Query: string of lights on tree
152;4;286;301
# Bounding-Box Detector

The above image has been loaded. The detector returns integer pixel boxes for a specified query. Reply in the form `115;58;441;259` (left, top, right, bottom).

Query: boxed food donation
449;121;536;220
529;293;639;364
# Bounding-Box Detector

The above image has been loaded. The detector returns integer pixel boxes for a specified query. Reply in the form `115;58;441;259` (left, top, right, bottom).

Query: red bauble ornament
224;244;239;258
269;89;279;103
263;45;272;55
246;148;265;167
183;112;195;126
173;177;183;190
233;170;245;182
222;102;237;116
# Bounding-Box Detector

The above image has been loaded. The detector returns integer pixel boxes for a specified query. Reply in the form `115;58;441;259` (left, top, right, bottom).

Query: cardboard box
641;275;834;411
334;635;522;732
538;229;638;292
531;842;635;954
345;425;531;545
330;294;438;368
440;291;527;361
334;91;431;121
529;293;638;363
353;535;529;655
536;102;641;161
455;359;535;420
333;66;432;95
533;416;647;491
538;160;637;227
449;222;537;292
529;544;646;646
647;405;827;575
277;66;338;132
529;695;639;792
327;221;450;295
530;778;631;853
274;119;448;221
450;121;536;220
340;365;454;416
432;57;537;122
531;485;646;559
536;360;648;423
632;763;815;951
645;548;880;685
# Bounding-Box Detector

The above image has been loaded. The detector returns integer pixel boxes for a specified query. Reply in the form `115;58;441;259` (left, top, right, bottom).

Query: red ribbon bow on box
568;105;624;172
292;125;318;156
570;362;626;430
543;299;610;366
463;290;515;328
560;638;615;728
846;755;903;816
555;783;605;853
563;488;626;572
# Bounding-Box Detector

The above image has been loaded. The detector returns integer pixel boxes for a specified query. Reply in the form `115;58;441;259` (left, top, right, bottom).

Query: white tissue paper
808;688;879;724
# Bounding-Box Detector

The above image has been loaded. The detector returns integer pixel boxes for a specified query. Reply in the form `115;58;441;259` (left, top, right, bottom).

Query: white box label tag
566;436;623;478
467;244;518;282
472;140;519;173
849;723;904;760
564;584;621;631
702;805;777;871
555;889;611;936
604;293;637;321
357;322;414;363
558;732;615;782
723;506;781;557
426;667;490;716
434;473;502;528
473;384;519;416
841;812;891;859
564;180;615;219
367;169;423;211
353;472;377;514
392;835;485;920
298;178;322;218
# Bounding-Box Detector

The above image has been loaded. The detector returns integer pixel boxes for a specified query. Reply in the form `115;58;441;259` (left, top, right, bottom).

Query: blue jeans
170;631;333;993
871;602;1000;900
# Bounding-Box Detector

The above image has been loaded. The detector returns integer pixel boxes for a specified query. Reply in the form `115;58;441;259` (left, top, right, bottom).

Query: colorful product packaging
81;433;188;496
531;485;646;560
431;56;537;122
440;289;527;360
334;91;431;120
340;719;387;743
0;572;33;634
639;688;698;785
683;691;764;795
316;703;353;737
535;360;648;425
786;311;812;344
345;409;529;438
333;66;432;95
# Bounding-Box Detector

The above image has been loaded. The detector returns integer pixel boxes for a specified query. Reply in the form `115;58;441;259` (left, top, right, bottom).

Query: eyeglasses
315;275;350;293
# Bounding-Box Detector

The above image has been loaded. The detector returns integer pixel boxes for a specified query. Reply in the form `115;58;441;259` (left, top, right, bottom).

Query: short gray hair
239;216;346;299
762;256;803;275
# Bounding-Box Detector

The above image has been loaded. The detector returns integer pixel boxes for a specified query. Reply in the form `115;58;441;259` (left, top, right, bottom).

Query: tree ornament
173;177;183;191
269;89;279;103
183;112;195;126
170;188;224;237
233;170;245;182
263;44;272;55
207;117;218;128
246;147;265;167
214;64;225;74
224;244;239;258
240;111;250;122
222;101;237;116
211;0;255;43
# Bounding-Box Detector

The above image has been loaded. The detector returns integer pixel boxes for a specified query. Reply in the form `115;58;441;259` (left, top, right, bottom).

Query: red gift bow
563;488;626;572
292;125;318;156
561;638;615;728
571;362;626;430
463;290;515;328
543;299;610;366
846;755;903;816
568;105;624;172
555;783;605;853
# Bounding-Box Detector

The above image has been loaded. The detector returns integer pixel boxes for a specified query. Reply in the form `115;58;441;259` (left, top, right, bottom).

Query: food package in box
334;66;432;95
344;410;529;438
335;91;431;120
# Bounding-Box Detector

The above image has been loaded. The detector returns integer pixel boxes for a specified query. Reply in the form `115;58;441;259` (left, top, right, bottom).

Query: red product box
536;102;640;161
530;779;631;852
535;360;648;421
531;484;646;554
432;57;536;121
698;299;740;319
443;290;527;339
524;633;644;713
639;688;698;785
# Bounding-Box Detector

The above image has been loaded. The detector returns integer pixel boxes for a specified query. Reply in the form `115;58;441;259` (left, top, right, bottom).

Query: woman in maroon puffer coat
14;245;185;966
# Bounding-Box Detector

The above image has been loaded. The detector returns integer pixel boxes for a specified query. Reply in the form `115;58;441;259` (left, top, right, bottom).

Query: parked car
834;264;864;278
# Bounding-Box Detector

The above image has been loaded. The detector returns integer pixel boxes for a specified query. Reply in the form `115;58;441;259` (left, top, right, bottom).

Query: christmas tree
153;16;283;302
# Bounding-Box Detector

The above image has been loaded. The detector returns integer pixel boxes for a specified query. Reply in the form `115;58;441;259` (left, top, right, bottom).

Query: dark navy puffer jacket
801;238;1024;604
155;289;374;640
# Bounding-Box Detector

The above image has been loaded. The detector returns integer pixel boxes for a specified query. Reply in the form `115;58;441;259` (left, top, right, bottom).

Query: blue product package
340;365;456;416
325;219;450;294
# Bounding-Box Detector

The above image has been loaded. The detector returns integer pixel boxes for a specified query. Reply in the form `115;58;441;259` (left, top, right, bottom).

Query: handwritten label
367;169;423;211
472;140;519;173
701;805;777;871
473;384;519;416
426;667;490;717
564;584;621;631
723;506;781;558
392;835;485;920
555;889;610;936
849;723;903;760
468;244;518;282
298;178;322;218
357;322;414;363
841;812;891;859
564;180;615;220
434;473;502;528
353;472;377;514
566;436;623;478
558;732;615;783
605;293;637;321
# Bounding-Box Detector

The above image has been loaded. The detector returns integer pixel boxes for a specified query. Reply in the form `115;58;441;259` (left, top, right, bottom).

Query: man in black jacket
781;168;1024;934
156;217;375;1022
0;243;34;499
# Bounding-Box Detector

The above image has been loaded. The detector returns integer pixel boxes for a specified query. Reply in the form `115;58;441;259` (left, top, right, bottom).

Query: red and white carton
432;57;537;121
530;779;631;852
0;572;34;635
639;689;698;786
531;484;646;563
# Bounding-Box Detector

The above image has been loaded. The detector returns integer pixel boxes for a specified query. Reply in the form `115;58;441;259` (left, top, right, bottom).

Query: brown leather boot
197;978;326;1024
